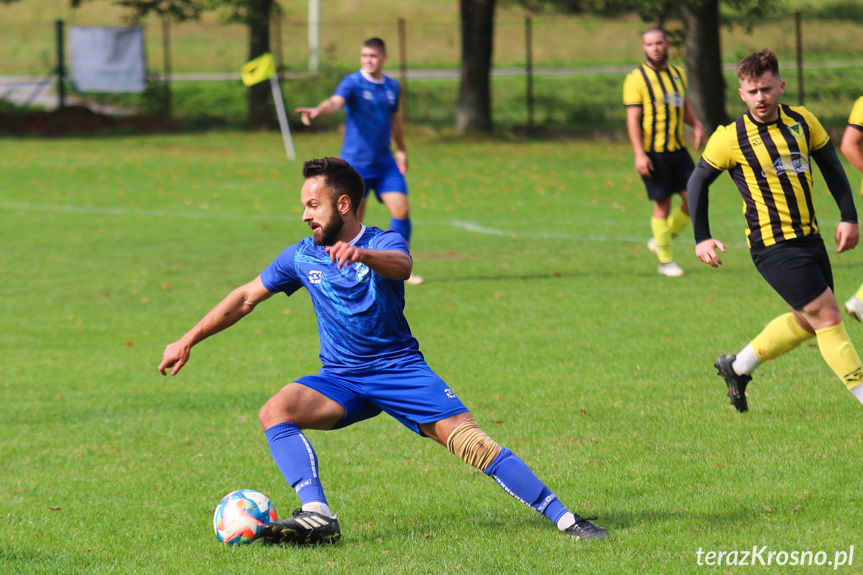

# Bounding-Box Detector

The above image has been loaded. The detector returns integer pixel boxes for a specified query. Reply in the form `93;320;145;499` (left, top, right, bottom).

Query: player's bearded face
642;32;668;68
314;200;344;246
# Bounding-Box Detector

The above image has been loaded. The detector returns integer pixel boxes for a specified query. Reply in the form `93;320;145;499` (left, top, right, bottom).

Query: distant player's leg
844;282;863;322
667;190;691;240
667;150;695;243
650;198;684;277
256;380;349;545
650;198;672;261
380;192;411;243
421;414;608;540
379;176;423;285
643;156;684;277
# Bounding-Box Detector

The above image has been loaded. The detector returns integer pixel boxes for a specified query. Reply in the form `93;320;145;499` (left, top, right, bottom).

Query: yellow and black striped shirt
623;63;688;153
701;104;829;248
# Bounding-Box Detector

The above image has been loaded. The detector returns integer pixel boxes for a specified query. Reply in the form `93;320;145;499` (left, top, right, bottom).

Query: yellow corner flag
241;53;276;87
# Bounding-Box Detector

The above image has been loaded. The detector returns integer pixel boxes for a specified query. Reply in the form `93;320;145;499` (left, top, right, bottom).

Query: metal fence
1;13;861;128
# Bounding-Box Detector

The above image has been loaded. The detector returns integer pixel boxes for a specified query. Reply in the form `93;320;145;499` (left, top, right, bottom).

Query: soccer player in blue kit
295;37;423;285
158;158;608;545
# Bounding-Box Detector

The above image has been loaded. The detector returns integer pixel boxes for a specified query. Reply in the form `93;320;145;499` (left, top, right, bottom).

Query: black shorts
641;149;695;201
750;234;833;310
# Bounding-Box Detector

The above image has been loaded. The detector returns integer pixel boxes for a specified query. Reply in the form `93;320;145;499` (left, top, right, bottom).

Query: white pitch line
449;219;650;244
0;203;748;246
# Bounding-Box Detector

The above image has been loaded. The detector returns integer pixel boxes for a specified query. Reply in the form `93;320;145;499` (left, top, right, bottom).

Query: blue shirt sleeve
333;74;355;103
260;244;303;296
372;229;411;257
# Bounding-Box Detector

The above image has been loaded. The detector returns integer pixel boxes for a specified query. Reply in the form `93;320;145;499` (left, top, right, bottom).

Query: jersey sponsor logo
751;136;763;148
386;90;396;105
657;92;684;107
443;388;456;399
309;270;323;284
363;90;374;101
761;152;809;178
354;262;370;283
789;122;804;138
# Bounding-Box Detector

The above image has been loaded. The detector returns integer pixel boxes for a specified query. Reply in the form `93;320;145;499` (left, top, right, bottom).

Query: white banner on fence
70;26;146;93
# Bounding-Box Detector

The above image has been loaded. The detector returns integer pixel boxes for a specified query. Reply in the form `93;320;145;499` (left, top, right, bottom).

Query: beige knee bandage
446;418;502;470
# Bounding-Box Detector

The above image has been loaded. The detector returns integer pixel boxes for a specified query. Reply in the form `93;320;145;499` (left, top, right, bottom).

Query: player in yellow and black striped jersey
687;49;863;411
839;97;863;321
624;27;704;277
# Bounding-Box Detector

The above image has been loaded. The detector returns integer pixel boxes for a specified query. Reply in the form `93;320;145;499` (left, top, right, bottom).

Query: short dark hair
642;27;667;41
736;49;780;81
363;37;386;54
302;157;365;214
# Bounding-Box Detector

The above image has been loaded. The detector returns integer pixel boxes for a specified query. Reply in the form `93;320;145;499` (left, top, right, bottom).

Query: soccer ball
213;489;278;545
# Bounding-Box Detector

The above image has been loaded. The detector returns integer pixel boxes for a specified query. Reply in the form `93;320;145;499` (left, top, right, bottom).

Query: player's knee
446;418;501;471
258;395;290;430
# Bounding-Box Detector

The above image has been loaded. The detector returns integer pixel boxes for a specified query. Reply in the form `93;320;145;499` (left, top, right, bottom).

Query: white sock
733;343;761;376
302;502;333;517
851;383;863;406
556;512;576;531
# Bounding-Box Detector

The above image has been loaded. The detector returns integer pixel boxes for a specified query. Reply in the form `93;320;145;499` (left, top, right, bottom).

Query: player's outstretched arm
294;96;346;126
325;241;412;281
158;276;274;376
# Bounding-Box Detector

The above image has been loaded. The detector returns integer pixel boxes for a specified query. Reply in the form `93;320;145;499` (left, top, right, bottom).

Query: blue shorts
295;359;468;435
354;158;408;201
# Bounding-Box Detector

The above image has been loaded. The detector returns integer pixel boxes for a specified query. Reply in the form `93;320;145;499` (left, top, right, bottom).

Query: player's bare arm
626;105;652;176
683;100;705;149
326;242;412;280
391;112;408;175
841;125;863;174
158;276;274;376
295;95;347;126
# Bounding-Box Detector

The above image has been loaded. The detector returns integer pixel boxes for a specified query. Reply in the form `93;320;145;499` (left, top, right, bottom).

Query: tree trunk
457;0;496;134
681;0;728;135
247;0;273;128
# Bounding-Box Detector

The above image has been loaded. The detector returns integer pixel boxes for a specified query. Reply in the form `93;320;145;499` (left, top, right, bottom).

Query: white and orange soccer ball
213;489;278;545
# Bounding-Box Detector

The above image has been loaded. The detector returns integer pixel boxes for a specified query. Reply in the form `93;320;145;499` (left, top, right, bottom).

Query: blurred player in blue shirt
159;157;609;545
296;38;422;285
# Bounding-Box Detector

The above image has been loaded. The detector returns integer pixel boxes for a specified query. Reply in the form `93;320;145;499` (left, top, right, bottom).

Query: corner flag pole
269;74;295;161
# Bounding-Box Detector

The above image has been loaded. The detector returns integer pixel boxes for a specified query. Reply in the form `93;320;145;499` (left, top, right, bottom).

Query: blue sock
483;447;568;524
389;217;412;244
265;422;328;507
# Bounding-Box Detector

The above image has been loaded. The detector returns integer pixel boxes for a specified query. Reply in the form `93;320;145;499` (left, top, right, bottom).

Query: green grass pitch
1;130;861;574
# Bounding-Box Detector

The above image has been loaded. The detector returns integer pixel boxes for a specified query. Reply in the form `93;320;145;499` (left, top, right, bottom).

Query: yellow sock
855;282;863;301
815;322;863;389
751;313;814;361
667;208;691;239
650;217;673;263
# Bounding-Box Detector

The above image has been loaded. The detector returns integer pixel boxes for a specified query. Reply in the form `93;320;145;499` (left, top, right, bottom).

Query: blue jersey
259;226;420;374
334;70;400;170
